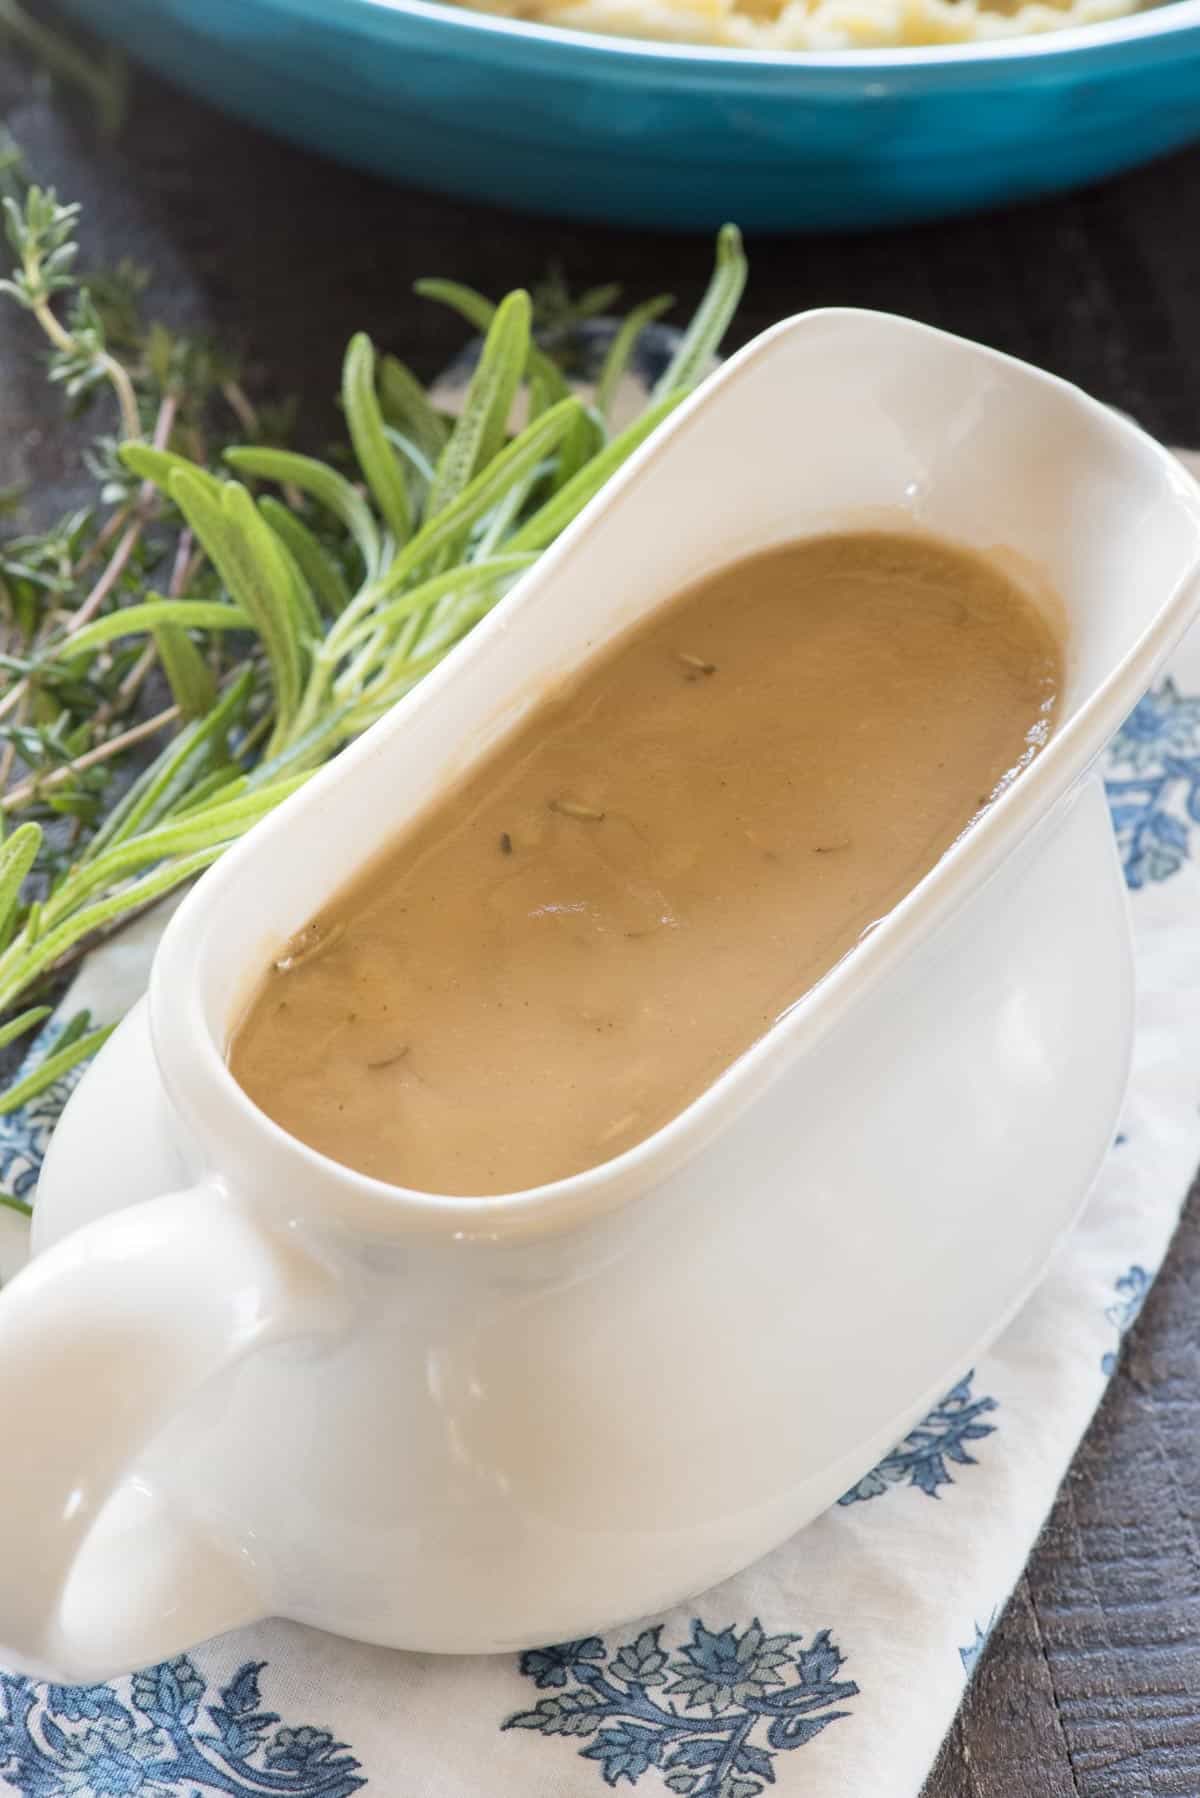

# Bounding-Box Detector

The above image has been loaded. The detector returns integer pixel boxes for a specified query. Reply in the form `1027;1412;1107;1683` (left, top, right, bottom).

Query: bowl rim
263;0;1200;70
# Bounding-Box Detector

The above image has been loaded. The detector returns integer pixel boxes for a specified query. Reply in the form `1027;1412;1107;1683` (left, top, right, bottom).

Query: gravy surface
231;531;1061;1195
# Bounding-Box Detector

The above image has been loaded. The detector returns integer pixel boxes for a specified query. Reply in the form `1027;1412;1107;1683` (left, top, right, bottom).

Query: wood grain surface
3;30;1200;1790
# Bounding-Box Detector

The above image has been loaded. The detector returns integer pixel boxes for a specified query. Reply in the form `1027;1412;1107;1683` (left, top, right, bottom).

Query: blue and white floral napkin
0;374;1198;1798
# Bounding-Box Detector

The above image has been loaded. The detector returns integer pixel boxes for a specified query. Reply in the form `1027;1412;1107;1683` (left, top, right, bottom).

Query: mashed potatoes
454;0;1140;49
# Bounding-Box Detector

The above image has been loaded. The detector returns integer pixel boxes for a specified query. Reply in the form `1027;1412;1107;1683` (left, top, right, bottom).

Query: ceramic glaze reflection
230;531;1061;1195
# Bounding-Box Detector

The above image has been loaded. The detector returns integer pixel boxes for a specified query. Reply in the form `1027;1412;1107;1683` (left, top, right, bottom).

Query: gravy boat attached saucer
12;309;1200;1682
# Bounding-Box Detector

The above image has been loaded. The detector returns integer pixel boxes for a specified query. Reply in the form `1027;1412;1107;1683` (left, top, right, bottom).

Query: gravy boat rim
149;308;1200;1236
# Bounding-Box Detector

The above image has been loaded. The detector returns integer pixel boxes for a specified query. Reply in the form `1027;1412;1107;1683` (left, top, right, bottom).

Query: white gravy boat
7;310;1200;1684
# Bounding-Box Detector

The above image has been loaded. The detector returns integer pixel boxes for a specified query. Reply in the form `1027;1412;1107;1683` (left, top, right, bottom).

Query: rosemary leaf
549;403;604;495
381;426;438;490
173;770;246;816
376;396;582;601
342;332;412;547
506;390;686;554
0;1004;50;1053
265;513;325;642
595;293;675;419
0;846;231;1012
53;598;252;658
259;495;350;616
652;223;746;402
426;290;531;524
51;1008;93;1054
223;447;381;578
169;473;303;745
378;355;450;463
415;277;572;405
79;667;255;863
0;1021;115;1115
152;624;217;720
41;774;311;923
120;443;222;501
332;554;535;667
0;823;41;941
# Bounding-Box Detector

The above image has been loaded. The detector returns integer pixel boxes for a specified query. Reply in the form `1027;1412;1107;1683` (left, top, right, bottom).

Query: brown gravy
230;531;1061;1195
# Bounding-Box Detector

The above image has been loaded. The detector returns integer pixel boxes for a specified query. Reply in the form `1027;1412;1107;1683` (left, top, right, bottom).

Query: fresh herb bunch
0;169;748;1194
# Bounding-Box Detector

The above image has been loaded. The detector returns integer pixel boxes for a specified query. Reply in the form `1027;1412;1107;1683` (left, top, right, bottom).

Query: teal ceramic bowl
63;0;1200;230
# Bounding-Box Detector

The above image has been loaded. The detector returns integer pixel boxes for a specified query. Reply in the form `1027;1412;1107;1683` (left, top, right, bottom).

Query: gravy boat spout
9;310;1200;1683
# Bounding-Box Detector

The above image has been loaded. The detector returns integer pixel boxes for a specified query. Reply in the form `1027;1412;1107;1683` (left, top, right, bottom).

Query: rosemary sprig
0;168;749;1154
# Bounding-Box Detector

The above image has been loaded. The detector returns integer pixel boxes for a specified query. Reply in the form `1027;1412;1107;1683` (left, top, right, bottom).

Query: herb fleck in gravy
230;531;1061;1194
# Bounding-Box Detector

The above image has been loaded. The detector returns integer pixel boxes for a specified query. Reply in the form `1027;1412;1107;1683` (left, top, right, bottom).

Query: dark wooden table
4;39;1200;1794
